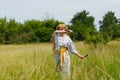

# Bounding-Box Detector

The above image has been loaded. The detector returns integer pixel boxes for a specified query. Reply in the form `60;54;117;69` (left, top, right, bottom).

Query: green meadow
0;41;120;80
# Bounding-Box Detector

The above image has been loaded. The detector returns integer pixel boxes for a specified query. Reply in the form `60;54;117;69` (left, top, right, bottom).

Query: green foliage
99;11;120;43
5;19;20;44
0;17;7;43
35;27;53;42
85;32;104;47
71;10;94;27
99;11;118;28
70;10;96;41
0;17;61;44
0;10;120;44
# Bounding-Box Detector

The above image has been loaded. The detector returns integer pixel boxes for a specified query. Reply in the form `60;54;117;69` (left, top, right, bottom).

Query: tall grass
0;41;120;80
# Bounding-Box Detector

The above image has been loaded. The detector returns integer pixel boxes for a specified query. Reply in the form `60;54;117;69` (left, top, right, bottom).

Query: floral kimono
53;32;78;79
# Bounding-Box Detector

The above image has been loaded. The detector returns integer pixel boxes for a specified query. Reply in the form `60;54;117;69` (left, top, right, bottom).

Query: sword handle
84;54;88;57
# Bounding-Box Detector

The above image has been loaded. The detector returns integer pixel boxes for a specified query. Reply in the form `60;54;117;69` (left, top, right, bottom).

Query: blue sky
0;0;120;30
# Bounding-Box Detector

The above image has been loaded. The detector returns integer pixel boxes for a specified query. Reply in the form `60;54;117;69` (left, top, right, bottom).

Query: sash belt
55;46;67;67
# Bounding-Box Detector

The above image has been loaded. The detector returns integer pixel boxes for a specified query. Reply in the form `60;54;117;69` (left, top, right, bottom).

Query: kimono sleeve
68;37;78;54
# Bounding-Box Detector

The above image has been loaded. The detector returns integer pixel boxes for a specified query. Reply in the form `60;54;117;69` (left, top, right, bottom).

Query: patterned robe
53;32;78;79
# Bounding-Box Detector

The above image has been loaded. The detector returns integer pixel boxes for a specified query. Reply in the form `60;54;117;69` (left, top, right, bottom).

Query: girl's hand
75;53;84;59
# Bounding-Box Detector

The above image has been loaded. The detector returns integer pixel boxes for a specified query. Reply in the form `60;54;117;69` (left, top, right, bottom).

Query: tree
0;17;7;43
70;10;96;41
5;19;20;44
0;17;62;44
99;11;119;43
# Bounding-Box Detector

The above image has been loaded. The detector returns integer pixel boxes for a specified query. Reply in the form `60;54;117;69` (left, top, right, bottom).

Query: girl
51;23;85;80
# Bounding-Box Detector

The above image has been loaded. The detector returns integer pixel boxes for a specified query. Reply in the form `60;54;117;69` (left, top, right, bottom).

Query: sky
0;0;120;30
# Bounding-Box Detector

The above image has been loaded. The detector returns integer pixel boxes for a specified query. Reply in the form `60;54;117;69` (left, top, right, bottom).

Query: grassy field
0;41;120;80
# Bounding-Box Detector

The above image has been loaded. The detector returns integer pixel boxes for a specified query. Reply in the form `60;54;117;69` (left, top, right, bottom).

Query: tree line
0;10;120;44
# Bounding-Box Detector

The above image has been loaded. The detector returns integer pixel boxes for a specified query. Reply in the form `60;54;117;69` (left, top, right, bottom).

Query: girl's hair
56;24;68;31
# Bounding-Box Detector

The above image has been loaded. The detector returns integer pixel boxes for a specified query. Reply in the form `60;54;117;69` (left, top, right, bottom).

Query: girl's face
57;27;66;36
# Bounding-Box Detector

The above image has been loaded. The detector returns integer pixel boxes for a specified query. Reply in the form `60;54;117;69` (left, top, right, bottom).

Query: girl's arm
68;37;85;59
55;30;73;34
75;53;85;59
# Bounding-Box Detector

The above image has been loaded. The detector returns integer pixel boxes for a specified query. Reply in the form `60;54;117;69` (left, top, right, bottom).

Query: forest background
0;10;120;45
